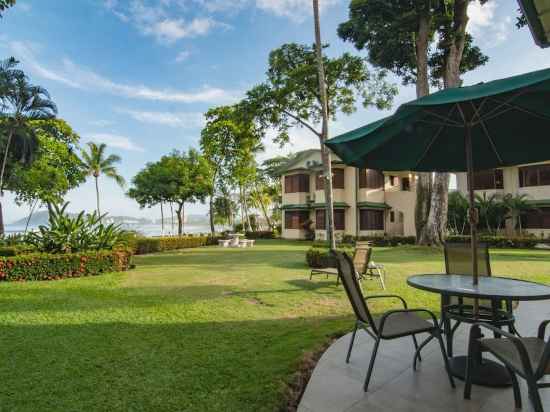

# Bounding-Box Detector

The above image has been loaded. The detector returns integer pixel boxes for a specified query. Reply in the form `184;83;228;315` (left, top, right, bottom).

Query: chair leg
506;366;522;409
346;322;359;364
364;337;381;392
309;271;313;280
412;334;422;363
447;320;461;358
443;317;453;358
378;268;386;290
527;378;544;412
435;329;455;389
464;327;477;400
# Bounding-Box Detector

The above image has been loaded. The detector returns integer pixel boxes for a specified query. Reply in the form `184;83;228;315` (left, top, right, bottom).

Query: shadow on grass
0;315;350;412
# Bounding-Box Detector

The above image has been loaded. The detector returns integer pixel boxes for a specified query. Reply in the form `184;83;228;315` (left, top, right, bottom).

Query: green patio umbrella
326;67;550;287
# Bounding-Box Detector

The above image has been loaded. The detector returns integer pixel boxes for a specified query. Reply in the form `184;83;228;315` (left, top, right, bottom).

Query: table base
449;356;511;387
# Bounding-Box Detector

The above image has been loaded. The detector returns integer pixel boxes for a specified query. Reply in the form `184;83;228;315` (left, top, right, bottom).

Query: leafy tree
0;0;15;17
244;42;396;244
200;105;262;234
79;142;125;216
338;0;489;245
0;58;57;233
8;119;85;230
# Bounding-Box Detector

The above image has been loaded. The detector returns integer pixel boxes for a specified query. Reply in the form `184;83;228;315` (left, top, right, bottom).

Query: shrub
0;244;37;256
446;235;546;249
357;236;416;247
0;249;133;282
245;231;276;239
132;235;223;255
306;245;354;268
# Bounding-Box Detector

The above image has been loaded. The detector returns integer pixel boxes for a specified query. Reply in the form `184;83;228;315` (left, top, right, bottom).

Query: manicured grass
0;240;548;411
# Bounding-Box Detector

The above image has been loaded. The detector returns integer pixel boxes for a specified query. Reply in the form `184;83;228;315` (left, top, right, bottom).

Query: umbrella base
449;356;512;387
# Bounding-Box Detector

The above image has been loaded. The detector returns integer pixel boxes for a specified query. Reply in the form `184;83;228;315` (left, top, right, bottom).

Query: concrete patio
299;301;550;412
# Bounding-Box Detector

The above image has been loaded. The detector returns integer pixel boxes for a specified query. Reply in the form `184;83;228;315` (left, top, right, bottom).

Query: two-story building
456;161;550;237
279;149;417;240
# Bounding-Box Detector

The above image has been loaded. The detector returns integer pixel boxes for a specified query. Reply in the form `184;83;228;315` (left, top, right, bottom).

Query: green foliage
0;249;132;281
243;42;397;145
446;235;547;249
306;245;354;268
447;191;469;234
132;235;219;255
8;119;85;206
25;203;125;253
244;230;277;239
337;0;489;87
0;244;35;256
356;235;417;247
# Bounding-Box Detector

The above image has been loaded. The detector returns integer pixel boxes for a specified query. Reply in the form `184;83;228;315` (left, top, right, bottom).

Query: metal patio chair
442;242;517;356
335;251;455;392
465;321;550;412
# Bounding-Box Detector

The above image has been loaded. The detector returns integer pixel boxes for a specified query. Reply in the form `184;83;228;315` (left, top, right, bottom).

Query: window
519;164;550;187
473;169;504;190
401;177;411;191
315;209;325;230
284;211;310;229
389;175;396;186
359;169;384;189
523;208;550;229
284;174;309;193
399;212;404;223
315;169;345;190
390;211;395;223
315;209;345;230
359;209;384;231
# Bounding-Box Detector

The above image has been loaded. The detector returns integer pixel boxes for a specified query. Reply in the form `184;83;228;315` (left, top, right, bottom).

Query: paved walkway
299;301;550;412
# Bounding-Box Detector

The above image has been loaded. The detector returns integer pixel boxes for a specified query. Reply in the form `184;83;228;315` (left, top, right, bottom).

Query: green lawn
0;241;548;411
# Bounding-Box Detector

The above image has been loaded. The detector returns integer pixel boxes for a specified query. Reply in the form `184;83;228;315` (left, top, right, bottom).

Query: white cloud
118;109;205;128
255;0;339;22
9;40;240;104
85;133;144;152
146;17;217;43
175;50;191;62
467;0;511;47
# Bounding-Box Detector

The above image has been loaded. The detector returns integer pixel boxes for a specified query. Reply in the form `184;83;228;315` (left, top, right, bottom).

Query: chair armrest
473;322;535;375
378;308;439;333
538;320;550;340
364;294;407;309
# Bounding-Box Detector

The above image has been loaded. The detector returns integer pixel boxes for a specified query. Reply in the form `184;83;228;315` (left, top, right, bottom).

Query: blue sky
1;0;549;223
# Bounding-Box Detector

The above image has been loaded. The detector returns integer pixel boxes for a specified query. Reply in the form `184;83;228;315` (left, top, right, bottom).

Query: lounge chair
334;251;455;392
464;321;550;412
310;242;386;289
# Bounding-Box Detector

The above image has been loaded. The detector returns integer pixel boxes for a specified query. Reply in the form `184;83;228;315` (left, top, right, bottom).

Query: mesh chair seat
373;312;434;339
481;337;549;376
310;267;338;275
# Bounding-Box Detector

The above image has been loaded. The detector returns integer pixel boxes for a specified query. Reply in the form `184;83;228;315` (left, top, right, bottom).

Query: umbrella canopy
326;67;550;172
325;67;550;289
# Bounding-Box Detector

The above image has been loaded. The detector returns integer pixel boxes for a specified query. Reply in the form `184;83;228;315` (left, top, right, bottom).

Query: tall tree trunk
313;0;335;250
160;201;164;236
94;175;101;216
25;199;39;234
176;203;184;236
414;10;433;245
209;196;216;235
170;202;175;234
423;0;469;246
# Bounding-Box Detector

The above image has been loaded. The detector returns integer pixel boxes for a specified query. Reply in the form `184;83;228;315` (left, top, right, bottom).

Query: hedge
132;235;222;255
0;249;132;282
446;235;549;249
245;231;277;239
0;244;37;256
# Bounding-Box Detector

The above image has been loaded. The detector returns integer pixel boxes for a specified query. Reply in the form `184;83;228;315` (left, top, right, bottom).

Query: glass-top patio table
407;274;550;387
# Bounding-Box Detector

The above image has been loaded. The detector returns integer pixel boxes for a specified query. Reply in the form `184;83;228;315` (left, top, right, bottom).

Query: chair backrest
352;246;372;275
444;242;491;277
335;251;375;327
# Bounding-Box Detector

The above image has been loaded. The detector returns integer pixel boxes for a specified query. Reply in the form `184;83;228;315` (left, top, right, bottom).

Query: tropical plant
503;193;533;235
0;58;57;233
25;202;125;253
79;142;125;216
447;191;469;235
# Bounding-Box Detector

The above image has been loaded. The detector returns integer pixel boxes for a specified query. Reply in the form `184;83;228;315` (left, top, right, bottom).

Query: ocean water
5;223;226;237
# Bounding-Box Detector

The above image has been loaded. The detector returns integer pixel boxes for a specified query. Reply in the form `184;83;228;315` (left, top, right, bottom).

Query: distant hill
7;211;154;227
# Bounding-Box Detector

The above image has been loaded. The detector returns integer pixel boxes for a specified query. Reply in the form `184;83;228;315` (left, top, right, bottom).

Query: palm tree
503;193;532;235
0;58;57;233
80;142;125;216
